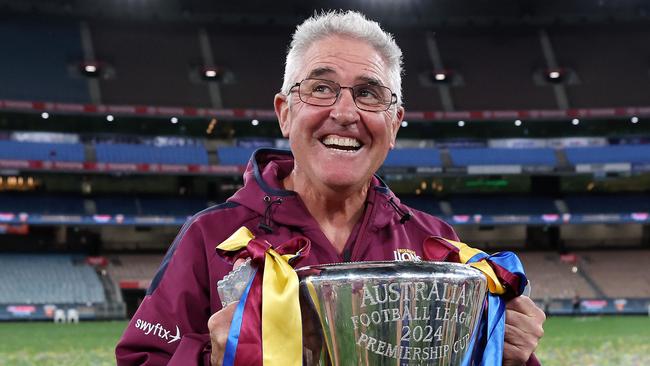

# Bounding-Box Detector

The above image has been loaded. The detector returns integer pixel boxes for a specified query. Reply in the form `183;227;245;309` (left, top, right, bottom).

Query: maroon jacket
115;149;540;366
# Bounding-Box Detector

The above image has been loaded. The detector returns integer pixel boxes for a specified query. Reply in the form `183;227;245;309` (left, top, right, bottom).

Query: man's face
274;35;404;191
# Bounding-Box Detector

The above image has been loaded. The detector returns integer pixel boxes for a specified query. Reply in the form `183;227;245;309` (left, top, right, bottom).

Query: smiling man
116;10;545;366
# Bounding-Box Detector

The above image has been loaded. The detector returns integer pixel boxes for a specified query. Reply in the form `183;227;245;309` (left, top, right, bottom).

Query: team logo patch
393;248;421;262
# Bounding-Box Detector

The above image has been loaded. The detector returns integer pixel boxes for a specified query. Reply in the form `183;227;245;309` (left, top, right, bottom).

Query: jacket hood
227;148;411;232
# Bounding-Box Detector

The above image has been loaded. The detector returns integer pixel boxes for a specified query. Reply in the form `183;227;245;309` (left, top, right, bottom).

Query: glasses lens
299;79;339;106
296;79;395;111
352;84;392;111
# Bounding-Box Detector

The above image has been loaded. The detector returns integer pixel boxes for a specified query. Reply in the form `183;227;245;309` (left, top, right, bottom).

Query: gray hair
281;10;404;106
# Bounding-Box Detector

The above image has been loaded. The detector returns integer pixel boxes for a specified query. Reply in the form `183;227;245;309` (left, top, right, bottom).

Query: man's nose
329;87;360;124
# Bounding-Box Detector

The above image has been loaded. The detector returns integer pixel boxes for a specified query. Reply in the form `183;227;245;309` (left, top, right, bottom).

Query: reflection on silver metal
297;261;487;366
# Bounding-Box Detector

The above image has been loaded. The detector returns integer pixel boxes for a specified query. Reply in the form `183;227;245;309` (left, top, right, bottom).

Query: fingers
507;296;547;321
502;296;546;366
208;302;239;366
505;297;545;339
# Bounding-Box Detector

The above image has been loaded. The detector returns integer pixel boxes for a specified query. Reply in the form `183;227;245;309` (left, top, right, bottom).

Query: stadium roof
1;0;650;27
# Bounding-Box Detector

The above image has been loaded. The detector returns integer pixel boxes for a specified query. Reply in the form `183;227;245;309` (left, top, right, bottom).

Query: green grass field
0;316;649;365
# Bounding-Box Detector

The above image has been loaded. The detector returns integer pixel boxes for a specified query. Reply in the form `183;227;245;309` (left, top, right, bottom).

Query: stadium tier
2;19;650;110
0;254;105;304
448;147;557;167
564;145;650;165
216;146;258;166
579;251;650;298
95;143;209;165
1;140;649;172
0;194;208;216
384;148;443;167
0;19;89;103
108;254;164;290
564;194;650;214
447;195;559;216
518;252;597;300
0;193;86;215
0;140;85;162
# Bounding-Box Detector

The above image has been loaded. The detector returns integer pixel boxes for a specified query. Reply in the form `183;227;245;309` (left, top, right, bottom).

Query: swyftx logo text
135;318;181;344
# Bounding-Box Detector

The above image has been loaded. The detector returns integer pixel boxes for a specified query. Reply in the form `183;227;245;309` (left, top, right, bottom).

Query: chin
319;172;372;191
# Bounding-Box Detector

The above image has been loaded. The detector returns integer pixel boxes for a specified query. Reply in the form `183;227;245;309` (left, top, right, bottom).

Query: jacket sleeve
116;219;219;366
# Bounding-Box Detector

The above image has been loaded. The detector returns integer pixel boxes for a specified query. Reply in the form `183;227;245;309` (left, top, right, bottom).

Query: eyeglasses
290;78;397;112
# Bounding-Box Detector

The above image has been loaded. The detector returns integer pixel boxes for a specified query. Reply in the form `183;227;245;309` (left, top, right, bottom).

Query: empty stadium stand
0;140;85;162
518;252;597;300
384;148;442;167
91;21;211;107
0;19;90;103
0;193;86;215
448;147;557;167
217;146;258;165
579;251;650;298
95;143;209;165
0;255;105;304
108;254;163;290
0;194;209;217
564;145;650;165
564;194;650;214
448;195;559;215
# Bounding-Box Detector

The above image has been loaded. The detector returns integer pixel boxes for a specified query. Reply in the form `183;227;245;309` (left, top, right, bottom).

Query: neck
283;171;370;253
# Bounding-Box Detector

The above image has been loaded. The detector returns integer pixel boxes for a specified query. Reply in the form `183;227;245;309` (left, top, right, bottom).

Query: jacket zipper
347;200;375;262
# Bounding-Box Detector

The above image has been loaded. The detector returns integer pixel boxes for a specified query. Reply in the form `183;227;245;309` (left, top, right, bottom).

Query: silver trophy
297;261;488;366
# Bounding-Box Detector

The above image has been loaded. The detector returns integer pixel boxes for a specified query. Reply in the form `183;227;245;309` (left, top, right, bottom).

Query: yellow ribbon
438;238;506;295
216;226;302;366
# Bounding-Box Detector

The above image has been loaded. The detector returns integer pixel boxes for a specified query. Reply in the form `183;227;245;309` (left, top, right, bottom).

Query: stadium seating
550;24;650;108
91;22;211;107
95;143;209;165
0;19;90;103
216;146;257;165
448;195;558;215
564;145;650;165
0;193;86;215
137;196;207;216
108;255;164;288
94;196;140;215
399;195;445;216
448;147;557;166
579;251;650;298
518;252;597;299
433;28;557;110
384;148;442;167
564;194;650;214
0;255;105;304
0;141;85;162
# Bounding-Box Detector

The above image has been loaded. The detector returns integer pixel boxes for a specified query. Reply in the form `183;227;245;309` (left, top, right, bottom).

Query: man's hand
503;296;546;366
207;302;238;366
209;259;246;366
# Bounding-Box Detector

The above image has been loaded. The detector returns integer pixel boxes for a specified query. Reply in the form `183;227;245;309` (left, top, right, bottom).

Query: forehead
298;35;389;85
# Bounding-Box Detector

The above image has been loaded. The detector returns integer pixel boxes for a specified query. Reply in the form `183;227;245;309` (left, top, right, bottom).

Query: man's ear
389;106;404;149
274;93;291;138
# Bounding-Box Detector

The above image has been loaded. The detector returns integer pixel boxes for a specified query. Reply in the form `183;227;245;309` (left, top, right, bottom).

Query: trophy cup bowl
297;261;488;366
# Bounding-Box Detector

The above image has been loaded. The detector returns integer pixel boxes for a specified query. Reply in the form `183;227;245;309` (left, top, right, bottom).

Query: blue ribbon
465;251;527;366
222;271;257;366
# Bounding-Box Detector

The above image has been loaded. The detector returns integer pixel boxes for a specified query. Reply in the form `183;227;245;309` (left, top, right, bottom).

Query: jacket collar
228;148;409;232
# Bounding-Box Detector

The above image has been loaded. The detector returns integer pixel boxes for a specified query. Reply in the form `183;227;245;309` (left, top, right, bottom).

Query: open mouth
320;135;363;152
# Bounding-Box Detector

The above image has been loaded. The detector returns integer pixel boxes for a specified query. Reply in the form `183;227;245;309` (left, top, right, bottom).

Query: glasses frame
290;78;398;112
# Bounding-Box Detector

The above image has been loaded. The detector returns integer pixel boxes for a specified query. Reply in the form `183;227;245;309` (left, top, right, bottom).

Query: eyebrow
306;67;335;79
305;67;384;86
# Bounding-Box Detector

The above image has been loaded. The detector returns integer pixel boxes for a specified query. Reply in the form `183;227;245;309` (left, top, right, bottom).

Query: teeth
321;135;361;148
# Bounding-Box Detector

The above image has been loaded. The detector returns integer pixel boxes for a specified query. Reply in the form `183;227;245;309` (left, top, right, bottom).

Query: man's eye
313;84;335;94
356;87;379;99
